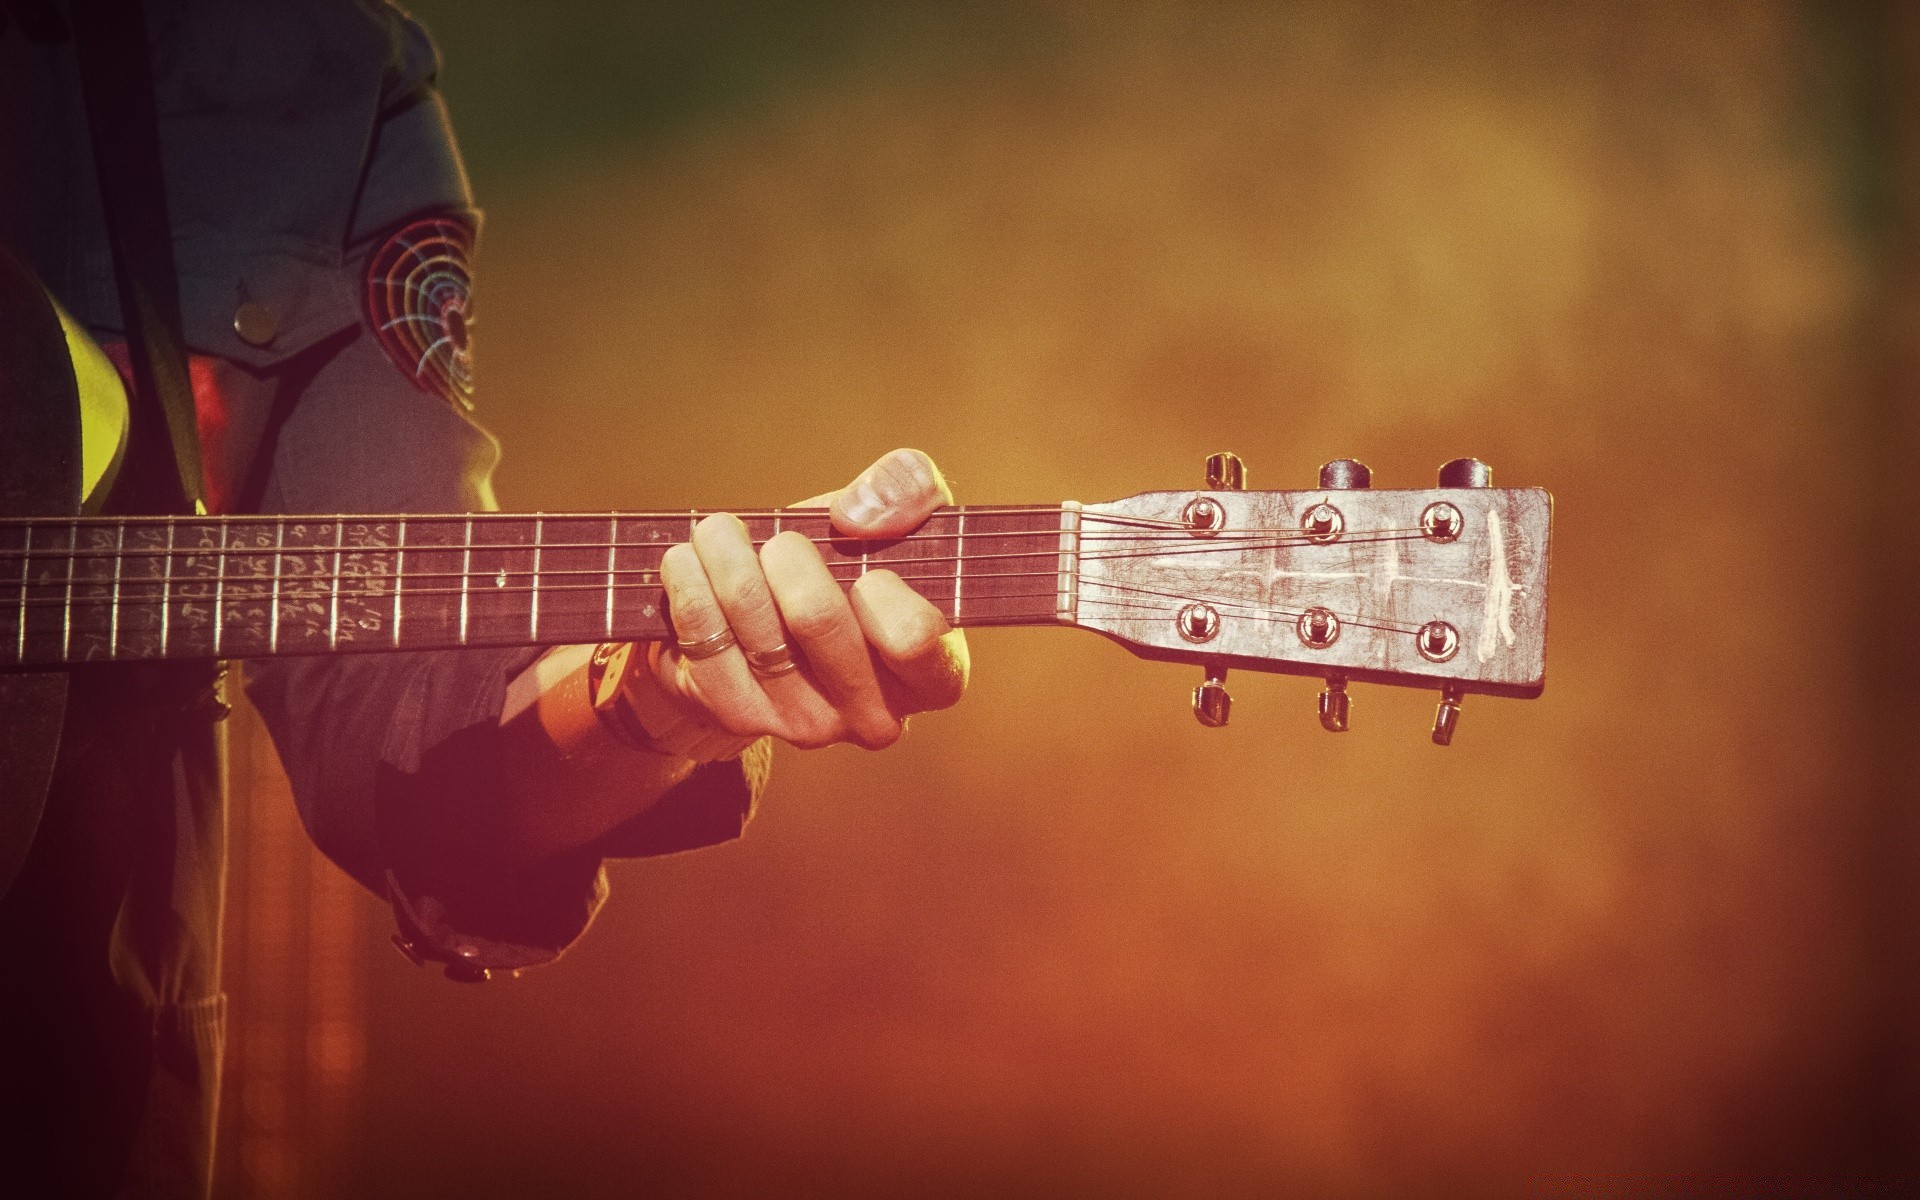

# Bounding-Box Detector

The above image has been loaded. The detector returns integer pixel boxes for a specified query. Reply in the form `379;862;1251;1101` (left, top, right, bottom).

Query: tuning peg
1318;459;1371;489
1205;452;1246;491
1193;664;1231;727
1318;674;1350;732
1431;684;1464;745
1437;457;1492;488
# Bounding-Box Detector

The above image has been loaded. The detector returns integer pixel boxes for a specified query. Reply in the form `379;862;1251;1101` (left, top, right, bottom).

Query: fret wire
61;521;76;661
327;516;343;652
270;519;284;654
530;514;544;640
391;518;405;648
603;516;616;639
952;508;965;623
15;524;31;662
160;522;174;656
458;516;473;645
213;517;228;656
109;520;125;655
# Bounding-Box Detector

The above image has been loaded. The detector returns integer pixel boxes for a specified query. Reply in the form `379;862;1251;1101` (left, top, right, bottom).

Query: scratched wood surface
1073;488;1551;697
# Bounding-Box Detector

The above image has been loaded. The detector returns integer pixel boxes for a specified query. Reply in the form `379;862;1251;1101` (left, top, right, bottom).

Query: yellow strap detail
52;295;129;514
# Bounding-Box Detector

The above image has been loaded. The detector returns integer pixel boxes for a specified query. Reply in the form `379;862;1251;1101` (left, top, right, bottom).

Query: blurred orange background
217;2;1920;1195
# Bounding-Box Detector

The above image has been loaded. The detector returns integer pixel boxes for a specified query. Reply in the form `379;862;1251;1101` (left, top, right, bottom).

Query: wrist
591;641;754;764
586;642;668;756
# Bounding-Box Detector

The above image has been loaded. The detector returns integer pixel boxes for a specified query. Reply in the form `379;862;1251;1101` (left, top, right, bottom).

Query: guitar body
0;247;81;898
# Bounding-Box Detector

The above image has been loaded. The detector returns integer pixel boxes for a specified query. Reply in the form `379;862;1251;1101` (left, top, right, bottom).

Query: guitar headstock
1069;455;1551;744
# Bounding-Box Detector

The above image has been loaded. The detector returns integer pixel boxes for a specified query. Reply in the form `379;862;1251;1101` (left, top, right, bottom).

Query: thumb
808;449;952;539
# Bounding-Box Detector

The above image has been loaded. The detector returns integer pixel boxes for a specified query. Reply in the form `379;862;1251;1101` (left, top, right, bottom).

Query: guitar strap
65;0;208;519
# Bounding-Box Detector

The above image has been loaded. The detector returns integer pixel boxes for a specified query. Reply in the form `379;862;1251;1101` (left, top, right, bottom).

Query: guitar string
3;532;1436;602
16;597;1424;658
15;568;1432;644
0;505;1263;528
0;527;1435;571
0;521;1434;564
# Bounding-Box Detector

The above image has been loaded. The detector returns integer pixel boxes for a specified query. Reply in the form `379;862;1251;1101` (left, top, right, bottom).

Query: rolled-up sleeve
240;17;764;979
243;308;767;979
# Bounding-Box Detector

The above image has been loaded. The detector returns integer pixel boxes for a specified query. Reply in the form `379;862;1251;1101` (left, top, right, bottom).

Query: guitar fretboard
0;506;1076;668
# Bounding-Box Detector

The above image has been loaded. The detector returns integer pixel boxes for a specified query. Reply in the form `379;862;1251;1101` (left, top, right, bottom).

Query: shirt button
233;299;279;347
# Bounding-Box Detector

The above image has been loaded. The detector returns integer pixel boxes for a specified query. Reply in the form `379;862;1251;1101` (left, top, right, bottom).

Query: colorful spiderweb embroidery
365;216;476;408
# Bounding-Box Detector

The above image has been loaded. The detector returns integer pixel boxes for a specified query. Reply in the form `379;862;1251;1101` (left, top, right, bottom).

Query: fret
603;516;617;639
274;520;337;654
270;520;284;653
160;521;173;656
394;515;466;650
607;516;673;644
952;508;964;623
109;520;125;655
327;517;343;651
60;521;76;660
944;506;1062;627
334;519;398;647
212;518;227;655
856;509;957;619
463;516;537;646
530;515;544;639
527;515;623;647
166;521;224;658
68;521;120;662
115;522;168;660
391;518;405;647
217;518;280;658
12;523;29;662
458;516;472;644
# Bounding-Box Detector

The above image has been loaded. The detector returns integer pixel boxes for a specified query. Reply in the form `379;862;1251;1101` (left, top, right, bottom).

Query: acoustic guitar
0;248;1553;889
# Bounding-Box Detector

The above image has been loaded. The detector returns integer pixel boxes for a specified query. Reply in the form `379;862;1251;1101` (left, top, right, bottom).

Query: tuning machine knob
1206;452;1246;491
1318;674;1350;732
1432;684;1464;746
1437;457;1492;488
1318;459;1371;489
1193;663;1231;727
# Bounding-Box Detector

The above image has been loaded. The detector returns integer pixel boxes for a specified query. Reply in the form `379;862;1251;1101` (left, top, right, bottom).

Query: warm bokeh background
218;2;1920;1195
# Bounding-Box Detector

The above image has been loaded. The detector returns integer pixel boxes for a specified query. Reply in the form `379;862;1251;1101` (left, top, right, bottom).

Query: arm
492;448;970;866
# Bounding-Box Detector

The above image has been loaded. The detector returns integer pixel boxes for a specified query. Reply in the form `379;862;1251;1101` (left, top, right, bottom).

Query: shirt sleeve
241;28;765;981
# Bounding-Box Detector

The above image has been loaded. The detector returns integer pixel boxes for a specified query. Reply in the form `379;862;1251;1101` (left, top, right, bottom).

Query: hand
629;448;970;757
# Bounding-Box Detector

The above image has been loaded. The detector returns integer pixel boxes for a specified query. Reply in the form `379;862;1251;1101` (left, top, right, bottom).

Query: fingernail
885;450;933;497
841;480;886;525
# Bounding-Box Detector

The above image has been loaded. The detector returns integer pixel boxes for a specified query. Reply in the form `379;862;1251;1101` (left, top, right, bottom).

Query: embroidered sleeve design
364;216;476;409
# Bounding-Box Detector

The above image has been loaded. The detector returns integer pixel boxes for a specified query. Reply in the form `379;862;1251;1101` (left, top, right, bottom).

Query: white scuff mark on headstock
1374;526;1401;604
1478;508;1517;662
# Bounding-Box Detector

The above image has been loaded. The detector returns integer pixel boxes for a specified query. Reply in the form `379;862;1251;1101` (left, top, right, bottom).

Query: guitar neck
0;506;1078;668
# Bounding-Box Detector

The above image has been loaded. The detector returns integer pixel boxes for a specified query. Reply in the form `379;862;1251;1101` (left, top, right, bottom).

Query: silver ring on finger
744;642;800;679
674;627;738;661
